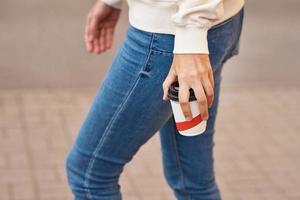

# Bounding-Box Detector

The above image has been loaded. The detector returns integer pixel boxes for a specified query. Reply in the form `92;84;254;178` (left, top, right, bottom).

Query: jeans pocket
150;33;174;56
210;17;234;31
120;27;157;75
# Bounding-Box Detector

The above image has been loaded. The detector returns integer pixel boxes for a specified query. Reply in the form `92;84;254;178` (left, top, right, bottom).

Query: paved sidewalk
0;86;299;200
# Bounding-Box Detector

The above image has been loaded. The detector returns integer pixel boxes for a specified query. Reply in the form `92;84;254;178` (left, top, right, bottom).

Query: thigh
68;25;175;173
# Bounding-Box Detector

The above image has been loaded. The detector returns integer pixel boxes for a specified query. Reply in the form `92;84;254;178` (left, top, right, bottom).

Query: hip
125;6;244;64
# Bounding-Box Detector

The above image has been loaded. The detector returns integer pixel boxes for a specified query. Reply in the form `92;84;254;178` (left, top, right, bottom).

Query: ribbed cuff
173;25;209;54
101;0;123;9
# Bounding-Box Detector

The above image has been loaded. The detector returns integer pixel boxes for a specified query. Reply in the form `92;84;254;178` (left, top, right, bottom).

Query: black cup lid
167;81;197;102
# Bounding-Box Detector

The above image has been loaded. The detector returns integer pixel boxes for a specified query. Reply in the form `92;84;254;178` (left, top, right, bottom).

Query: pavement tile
0;87;299;200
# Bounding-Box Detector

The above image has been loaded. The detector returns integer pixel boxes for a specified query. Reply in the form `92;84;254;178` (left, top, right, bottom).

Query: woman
65;0;244;199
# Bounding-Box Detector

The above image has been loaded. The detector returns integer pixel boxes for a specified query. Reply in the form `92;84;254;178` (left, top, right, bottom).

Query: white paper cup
168;81;207;136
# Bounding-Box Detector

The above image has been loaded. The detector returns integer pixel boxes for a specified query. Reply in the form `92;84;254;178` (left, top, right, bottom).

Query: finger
87;18;100;53
103;28;109;50
87;17;100;53
85;17;94;52
202;76;214;108
99;27;106;52
93;38;100;53
96;29;103;54
192;83;209;120
88;16;99;42
178;82;193;121
208;69;215;89
84;15;90;42
208;70;215;106
162;69;177;101
93;25;101;53
106;27;114;49
85;35;94;52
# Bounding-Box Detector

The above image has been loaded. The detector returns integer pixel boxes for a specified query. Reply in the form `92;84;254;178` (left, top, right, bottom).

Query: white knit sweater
101;0;245;54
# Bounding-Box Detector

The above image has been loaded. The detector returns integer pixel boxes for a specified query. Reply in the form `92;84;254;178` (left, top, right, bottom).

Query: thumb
162;70;177;101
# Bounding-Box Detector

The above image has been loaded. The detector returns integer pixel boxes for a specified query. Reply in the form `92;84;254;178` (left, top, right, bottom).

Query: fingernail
186;116;192;121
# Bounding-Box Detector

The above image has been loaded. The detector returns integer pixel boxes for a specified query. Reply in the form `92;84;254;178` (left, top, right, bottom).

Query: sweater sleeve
101;0;123;9
171;0;224;54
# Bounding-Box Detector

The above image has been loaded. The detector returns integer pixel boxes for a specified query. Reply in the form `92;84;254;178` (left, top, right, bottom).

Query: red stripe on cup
176;114;203;131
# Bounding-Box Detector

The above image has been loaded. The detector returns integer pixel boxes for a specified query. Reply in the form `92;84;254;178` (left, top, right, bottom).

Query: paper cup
167;81;207;136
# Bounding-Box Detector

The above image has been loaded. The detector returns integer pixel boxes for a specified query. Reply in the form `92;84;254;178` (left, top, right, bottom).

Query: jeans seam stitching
141;33;155;72
82;41;154;199
170;116;191;200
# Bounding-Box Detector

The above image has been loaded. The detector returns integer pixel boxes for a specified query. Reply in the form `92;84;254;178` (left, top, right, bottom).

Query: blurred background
0;0;299;199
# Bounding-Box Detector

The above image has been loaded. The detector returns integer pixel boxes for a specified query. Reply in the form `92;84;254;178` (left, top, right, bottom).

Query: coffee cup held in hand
167;81;207;136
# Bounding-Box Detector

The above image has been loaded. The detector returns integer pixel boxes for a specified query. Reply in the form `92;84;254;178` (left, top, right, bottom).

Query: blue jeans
66;8;244;200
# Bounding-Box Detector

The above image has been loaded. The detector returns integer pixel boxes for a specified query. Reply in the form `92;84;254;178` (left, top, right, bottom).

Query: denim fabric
65;7;244;200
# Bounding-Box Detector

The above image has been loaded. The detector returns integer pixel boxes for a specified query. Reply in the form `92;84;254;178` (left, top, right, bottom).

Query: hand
162;54;214;121
85;0;121;54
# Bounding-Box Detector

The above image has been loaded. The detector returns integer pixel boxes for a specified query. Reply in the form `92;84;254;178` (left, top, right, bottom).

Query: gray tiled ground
0;86;299;200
